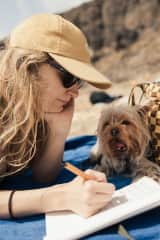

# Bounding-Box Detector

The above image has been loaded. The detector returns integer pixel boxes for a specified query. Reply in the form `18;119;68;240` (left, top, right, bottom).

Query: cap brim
49;53;111;89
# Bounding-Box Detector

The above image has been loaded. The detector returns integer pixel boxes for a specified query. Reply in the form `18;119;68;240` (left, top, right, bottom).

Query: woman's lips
59;99;68;103
58;98;71;106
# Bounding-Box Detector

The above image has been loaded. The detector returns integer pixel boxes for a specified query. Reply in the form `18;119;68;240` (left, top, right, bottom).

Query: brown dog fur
90;104;160;182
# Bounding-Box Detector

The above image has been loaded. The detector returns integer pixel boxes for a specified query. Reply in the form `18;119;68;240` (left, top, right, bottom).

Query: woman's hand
66;169;115;217
42;169;115;218
45;98;74;139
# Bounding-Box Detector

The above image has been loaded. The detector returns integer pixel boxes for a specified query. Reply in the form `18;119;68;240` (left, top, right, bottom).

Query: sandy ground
69;81;132;137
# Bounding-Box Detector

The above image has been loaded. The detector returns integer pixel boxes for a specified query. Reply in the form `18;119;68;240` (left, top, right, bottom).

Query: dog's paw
140;166;160;182
148;171;160;182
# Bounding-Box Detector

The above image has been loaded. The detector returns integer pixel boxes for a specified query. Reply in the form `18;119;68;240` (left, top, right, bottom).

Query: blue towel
0;135;160;240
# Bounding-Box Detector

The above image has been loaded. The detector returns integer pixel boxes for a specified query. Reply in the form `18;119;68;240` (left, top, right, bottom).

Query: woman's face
38;63;79;113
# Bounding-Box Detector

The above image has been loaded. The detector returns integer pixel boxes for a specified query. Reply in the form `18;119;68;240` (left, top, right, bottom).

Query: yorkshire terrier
90;104;160;182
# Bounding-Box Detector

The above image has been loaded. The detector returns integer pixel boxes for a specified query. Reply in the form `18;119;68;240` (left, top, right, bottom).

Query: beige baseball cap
9;13;111;89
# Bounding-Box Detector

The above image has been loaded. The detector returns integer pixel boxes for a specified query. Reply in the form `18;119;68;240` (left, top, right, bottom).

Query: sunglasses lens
47;58;83;88
61;73;77;88
59;71;83;88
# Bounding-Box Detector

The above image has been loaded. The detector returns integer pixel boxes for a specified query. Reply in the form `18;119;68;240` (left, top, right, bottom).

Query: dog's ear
135;105;150;122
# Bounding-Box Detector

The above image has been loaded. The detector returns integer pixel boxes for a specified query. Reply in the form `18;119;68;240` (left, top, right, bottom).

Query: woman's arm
32;100;74;183
0;170;115;219
31;132;65;183
0;183;67;218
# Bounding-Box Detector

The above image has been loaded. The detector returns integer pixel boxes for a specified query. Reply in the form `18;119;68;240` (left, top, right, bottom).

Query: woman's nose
68;85;79;98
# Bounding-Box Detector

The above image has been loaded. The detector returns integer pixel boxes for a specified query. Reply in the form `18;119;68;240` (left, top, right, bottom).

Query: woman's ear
27;63;38;74
0;36;9;50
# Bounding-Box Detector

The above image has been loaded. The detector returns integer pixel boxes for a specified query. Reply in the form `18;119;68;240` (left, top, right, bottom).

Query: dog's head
97;104;150;176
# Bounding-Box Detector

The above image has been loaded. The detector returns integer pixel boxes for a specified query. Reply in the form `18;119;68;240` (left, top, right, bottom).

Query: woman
0;13;115;219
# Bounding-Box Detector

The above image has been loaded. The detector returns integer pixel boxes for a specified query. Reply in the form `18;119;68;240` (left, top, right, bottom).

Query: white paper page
44;177;160;240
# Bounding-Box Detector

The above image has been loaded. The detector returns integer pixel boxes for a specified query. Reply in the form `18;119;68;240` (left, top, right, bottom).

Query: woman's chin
53;106;64;113
57;107;64;112
44;107;63;114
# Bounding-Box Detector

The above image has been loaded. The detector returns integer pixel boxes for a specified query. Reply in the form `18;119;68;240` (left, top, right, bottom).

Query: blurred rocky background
61;0;160;136
62;0;160;84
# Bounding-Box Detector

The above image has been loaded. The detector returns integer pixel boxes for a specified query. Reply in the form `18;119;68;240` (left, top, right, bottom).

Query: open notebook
44;176;160;240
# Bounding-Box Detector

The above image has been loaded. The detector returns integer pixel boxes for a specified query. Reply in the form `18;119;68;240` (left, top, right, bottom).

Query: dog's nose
110;128;119;137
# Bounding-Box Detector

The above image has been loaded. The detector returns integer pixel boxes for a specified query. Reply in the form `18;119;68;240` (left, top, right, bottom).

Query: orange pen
63;162;98;181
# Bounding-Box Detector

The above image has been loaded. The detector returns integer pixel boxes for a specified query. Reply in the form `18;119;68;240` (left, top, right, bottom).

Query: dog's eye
121;120;130;125
103;122;109;129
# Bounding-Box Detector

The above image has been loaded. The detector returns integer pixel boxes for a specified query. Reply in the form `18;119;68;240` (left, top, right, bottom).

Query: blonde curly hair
0;47;49;177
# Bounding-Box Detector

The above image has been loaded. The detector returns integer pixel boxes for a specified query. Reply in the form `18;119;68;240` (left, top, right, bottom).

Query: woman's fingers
67;171;115;218
84;180;115;194
83;191;113;206
85;169;107;182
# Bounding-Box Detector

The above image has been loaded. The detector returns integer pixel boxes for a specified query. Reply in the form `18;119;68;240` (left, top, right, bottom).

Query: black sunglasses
47;58;83;89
